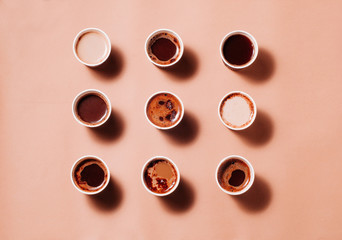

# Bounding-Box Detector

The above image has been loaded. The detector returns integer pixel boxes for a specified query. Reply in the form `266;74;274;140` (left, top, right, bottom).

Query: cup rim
70;155;111;195
144;28;184;68
144;91;185;130
218;91;257;131
73;27;112;67
219;30;258;69
72;89;112;128
215;155;255;195
141;156;181;197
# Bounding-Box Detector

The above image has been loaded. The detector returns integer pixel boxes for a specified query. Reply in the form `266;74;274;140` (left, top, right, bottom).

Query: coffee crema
76;93;109;125
143;159;178;194
217;158;250;192
220;93;255;129
73;158;108;192
75;31;110;65
146;92;182;128
223;34;254;66
147;32;180;65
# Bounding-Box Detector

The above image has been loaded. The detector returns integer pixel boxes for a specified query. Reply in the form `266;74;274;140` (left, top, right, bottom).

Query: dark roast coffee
217;158;250;192
73;158;108;192
151;38;176;61
76;93;108;124
223;34;254;66
147;32;181;65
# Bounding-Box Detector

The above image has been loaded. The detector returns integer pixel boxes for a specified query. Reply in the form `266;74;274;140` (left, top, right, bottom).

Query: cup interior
73;28;111;67
141;156;180;197
72;89;112;128
220;30;258;69
218;91;257;131
144;91;184;130
71;155;110;195
216;155;255;195
145;29;184;67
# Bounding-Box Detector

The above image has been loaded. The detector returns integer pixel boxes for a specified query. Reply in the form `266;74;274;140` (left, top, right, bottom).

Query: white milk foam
76;31;109;64
221;94;253;127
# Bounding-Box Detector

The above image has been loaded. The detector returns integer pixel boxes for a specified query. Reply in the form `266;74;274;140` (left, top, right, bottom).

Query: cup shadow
234;109;273;146
88;45;124;80
88;177;123;212
236;47;275;83
233;175;272;213
160;46;199;80
88;108;125;142
161;111;200;145
159;177;195;213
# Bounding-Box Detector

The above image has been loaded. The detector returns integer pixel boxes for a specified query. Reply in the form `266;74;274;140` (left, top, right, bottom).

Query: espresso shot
145;91;184;129
71;156;110;195
216;155;255;195
142;157;180;196
72;89;111;128
217;158;250;192
220;30;258;69
145;29;184;67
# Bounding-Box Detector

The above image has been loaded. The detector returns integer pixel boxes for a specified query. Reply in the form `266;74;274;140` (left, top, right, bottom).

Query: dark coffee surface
73;159;108;192
151;38;177;61
146;93;182;128
147;32;180;65
77;94;108;124
218;158;250;192
144;159;177;194
223;34;254;66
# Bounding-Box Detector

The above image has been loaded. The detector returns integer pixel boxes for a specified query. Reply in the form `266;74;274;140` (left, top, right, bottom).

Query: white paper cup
72;89;112;128
144;91;184;130
218;91;257;131
145;29;184;68
215;155;255;195
73;28;111;67
70;155;110;195
220;30;258;70
141;156;180;197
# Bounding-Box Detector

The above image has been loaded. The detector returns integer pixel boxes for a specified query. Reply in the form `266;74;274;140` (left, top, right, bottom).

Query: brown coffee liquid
144;159;177;194
74;159;107;192
77;94;108;124
146;93;182;128
218;158;250;192
81;164;105;187
151;38;177;61
223;34;254;65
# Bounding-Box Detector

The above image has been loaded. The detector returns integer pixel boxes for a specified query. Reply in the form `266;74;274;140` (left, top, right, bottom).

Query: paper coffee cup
144;91;184;130
141;156;180;197
220;30;258;70
71;155;110;195
72;89;112;128
218;91;257;131
215;155;255;195
145;29;184;68
73;28;111;67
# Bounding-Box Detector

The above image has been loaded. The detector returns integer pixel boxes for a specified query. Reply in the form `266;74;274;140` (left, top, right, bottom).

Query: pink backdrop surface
1;0;342;239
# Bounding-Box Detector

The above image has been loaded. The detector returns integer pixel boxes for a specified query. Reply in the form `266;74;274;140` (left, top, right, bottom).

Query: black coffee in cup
72;157;109;193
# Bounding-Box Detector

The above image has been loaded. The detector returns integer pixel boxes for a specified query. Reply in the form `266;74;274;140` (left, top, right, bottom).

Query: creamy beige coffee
219;92;256;130
73;28;111;66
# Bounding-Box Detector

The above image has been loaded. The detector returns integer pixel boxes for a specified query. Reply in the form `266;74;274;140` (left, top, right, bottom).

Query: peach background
1;0;342;239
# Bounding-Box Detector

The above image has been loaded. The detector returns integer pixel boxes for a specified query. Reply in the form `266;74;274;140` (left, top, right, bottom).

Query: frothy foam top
76;31;109;64
220;93;254;128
